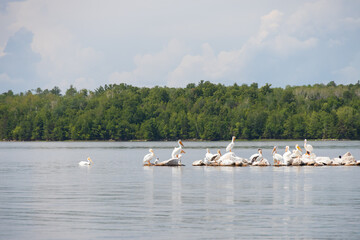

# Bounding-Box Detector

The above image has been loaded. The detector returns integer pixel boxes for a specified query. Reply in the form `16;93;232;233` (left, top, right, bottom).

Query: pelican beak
179;140;184;147
218;149;221;156
181;149;185;154
88;158;93;164
297;145;302;152
272;147;276;154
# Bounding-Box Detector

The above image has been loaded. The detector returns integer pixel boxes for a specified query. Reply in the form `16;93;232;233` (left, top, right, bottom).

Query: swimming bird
171;140;185;158
304;139;313;155
143;149;155;165
226;136;236;152
79;157;93;166
272;146;283;165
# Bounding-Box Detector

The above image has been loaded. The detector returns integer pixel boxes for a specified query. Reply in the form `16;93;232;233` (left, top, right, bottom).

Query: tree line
0;80;359;141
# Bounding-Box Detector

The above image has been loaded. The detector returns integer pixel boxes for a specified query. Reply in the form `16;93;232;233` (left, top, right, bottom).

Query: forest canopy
1;81;360;141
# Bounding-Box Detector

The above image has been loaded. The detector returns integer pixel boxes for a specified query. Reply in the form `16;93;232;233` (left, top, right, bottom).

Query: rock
314;162;324;166
345;162;356;166
356;161;360;166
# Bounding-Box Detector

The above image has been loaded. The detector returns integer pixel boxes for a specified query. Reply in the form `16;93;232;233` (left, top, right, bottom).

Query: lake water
1;140;360;239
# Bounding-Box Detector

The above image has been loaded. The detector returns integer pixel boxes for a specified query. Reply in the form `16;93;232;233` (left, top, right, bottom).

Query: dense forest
0;81;360;141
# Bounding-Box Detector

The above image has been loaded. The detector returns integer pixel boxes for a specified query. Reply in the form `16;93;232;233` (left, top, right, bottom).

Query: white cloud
167;8;320;86
333;53;360;83
109;39;188;86
0;0;360;92
0;73;11;84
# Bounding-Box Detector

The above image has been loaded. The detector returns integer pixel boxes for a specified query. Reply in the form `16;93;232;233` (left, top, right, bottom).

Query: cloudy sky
0;0;359;93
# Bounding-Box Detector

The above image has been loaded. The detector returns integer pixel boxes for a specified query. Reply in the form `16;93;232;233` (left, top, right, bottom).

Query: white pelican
177;153;184;165
304;139;313;155
272;146;283;165
218;152;236;166
209;149;222;162
171;140;184;158
250;148;263;164
290;144;302;158
283;146;292;166
226;136;236;152
79;157;93;166
205;148;214;161
143;149;155;165
218;151;235;161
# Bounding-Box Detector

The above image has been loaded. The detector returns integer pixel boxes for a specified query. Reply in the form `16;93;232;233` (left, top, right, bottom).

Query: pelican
290;144;302;158
272;146;283;165
177;153;184;165
304;139;313;155
143;149;155;165
209;149;222;162
283;146;292;166
79;157;93;166
171;140;184;158
218;151;235;161
226;136;236;152
250;148;263;164
205;148;214;161
218;151;236;166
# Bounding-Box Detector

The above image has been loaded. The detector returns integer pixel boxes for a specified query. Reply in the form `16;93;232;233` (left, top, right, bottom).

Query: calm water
0;141;360;239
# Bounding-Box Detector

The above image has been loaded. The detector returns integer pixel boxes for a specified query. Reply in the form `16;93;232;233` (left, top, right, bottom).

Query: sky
0;0;359;93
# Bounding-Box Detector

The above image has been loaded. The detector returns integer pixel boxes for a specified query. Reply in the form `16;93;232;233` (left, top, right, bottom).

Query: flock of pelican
143;140;186;166
143;137;359;167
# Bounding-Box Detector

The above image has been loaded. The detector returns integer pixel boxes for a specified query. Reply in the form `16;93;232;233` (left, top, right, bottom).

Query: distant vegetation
1;80;360;141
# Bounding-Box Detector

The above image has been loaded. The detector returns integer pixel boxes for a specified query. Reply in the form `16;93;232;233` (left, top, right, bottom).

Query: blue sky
0;0;359;93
